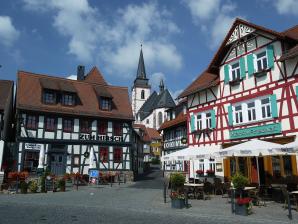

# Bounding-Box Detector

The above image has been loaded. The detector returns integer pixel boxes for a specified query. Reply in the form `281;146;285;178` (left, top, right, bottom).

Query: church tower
131;47;151;120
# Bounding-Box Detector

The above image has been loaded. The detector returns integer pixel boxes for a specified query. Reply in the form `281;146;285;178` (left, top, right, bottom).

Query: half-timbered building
0;80;14;184
159;100;187;171
15;66;135;180
179;18;298;184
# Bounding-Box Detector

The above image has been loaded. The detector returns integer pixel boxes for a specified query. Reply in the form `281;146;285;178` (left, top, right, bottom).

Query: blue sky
0;0;297;98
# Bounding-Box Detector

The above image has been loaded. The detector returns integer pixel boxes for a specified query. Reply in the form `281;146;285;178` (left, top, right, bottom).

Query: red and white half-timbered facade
179;19;298;183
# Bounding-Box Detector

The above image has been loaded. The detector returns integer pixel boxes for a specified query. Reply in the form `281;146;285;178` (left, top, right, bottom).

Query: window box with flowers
196;170;204;177
235;197;253;216
206;169;215;177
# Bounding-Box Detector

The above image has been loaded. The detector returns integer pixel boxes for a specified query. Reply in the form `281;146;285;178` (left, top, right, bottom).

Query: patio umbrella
214;139;285;186
283;138;298;152
161;145;221;179
89;146;97;170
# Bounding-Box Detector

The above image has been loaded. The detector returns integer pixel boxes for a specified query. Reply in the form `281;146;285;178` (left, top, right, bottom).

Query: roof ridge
18;70;128;90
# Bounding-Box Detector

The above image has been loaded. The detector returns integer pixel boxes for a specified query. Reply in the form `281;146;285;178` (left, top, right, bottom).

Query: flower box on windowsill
229;78;243;86
254;68;270;77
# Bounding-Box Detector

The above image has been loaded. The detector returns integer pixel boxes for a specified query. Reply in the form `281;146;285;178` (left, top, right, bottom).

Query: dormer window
100;97;111;111
62;93;75;106
43;90;56;104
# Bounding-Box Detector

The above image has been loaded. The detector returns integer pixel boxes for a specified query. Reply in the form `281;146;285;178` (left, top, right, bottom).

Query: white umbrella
283;138;298;152
89;146;96;170
214;139;287;187
214;139;284;157
161;145;221;162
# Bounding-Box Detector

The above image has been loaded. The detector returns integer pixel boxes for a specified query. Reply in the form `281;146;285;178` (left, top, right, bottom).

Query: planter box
235;203;248;216
171;199;185;209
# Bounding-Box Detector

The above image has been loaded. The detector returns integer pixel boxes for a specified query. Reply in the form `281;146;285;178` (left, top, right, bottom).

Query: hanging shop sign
25;143;42;150
229;123;282;140
79;134;123;142
150;142;162;147
181;138;187;144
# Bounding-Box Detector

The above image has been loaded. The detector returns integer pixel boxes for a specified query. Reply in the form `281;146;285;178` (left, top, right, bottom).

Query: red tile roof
159;112;187;131
283;25;298;41
146;127;162;140
16;70;134;120
84;67;108;85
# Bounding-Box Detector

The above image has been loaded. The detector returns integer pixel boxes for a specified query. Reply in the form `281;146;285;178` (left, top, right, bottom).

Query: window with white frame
256;51;268;71
261;97;271;119
231;62;241;80
197;114;202;130
206;112;212;129
247;102;256;122
234;105;243;124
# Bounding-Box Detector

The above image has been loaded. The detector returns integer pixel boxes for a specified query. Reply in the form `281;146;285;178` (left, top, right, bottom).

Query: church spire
136;45;147;79
159;78;164;93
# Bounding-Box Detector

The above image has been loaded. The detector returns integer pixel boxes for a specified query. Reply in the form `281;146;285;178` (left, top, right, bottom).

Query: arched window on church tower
141;90;145;99
158;112;163;126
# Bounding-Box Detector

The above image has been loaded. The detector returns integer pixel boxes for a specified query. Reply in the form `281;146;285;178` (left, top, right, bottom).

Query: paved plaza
0;169;298;224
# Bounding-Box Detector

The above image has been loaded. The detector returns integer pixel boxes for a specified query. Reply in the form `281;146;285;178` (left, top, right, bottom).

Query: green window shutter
228;105;233;126
247;54;255;77
210;109;216;129
267;45;274;69
296;86;298;102
190;115;195;132
224;64;230;84
239;57;246;79
270;94;278;118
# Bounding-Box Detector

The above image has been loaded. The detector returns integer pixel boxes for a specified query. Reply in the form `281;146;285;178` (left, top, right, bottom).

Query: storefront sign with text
79;134;123;142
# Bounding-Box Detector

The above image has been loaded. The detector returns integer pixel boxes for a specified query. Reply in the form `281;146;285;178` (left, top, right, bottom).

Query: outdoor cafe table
184;183;204;199
290;191;298;211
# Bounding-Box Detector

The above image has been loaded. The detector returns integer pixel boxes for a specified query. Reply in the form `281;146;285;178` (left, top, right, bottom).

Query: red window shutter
100;147;109;163
113;148;122;163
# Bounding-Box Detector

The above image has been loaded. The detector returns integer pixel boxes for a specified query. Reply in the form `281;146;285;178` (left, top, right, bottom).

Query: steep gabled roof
146;127;162;140
155;89;176;109
84;66;108;85
179;18;298;99
16;70;133;120
0;80;13;110
159;112;187;131
138;89;176;121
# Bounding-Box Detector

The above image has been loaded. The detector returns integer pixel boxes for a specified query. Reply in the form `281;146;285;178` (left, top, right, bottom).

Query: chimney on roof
77;65;85;80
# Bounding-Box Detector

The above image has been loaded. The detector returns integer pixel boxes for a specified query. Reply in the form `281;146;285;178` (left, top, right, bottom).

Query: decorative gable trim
226;23;255;45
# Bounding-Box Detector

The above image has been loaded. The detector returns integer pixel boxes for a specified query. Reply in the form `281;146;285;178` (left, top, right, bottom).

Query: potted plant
235;197;253;216
170;173;185;209
206;169;215;177
196;170;204;177
20;181;28;194
231;173;250;215
231;172;249;191
28;180;38;193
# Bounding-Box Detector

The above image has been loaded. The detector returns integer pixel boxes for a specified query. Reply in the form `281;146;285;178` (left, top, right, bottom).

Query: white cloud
183;0;241;49
183;0;220;21
23;0;182;78
0;16;20;47
273;0;298;16
66;75;77;80
150;72;166;92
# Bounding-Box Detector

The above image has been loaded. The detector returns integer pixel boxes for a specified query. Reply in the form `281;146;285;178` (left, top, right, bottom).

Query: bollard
163;182;167;203
287;193;292;220
231;189;235;214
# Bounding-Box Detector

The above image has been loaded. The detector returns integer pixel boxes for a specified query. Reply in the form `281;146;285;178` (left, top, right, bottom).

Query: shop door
250;157;258;184
50;153;66;176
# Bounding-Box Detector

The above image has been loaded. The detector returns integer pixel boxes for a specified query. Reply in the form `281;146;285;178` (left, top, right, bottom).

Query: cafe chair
281;185;297;210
